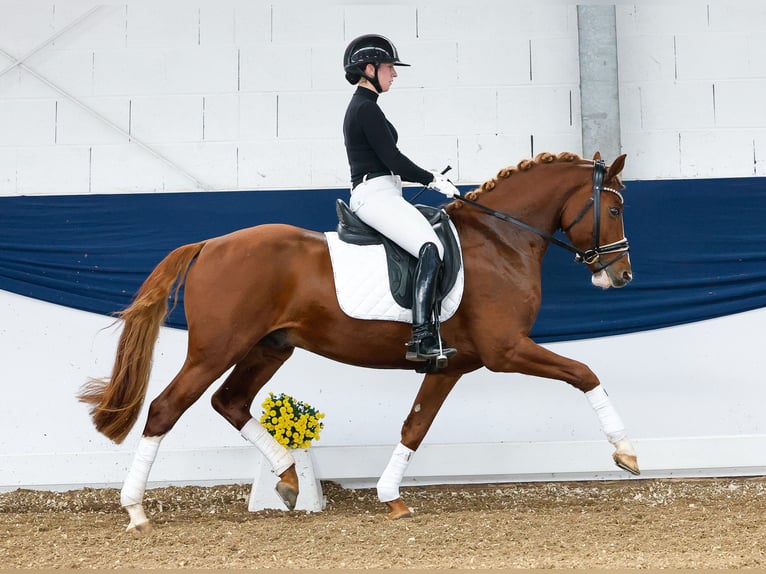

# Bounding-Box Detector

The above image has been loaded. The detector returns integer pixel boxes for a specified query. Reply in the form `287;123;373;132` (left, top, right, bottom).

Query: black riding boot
405;243;457;362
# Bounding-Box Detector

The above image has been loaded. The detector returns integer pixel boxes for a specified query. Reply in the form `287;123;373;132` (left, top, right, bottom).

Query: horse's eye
609;206;621;217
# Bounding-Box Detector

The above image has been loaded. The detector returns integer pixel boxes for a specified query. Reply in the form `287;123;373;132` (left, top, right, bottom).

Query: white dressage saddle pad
325;231;464;323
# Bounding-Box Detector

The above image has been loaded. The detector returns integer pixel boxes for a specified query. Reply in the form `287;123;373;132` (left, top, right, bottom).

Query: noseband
452;159;630;270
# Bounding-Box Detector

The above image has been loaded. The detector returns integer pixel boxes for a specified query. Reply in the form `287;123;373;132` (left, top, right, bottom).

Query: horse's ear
592;151;602;161
606;154;627;180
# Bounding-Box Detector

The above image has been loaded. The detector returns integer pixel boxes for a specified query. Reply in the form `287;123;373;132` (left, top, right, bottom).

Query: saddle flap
335;199;462;309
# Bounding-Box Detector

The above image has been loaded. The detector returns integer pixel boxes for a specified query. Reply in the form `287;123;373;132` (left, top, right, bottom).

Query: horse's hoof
613;451;640;475
385;498;412;520
276;464;300;510
126;520;153;536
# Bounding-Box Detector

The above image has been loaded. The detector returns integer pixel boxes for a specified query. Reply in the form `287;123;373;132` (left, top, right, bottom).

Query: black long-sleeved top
343;87;433;189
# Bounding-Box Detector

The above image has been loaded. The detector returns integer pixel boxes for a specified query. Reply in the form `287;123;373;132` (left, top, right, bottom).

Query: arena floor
2;477;765;569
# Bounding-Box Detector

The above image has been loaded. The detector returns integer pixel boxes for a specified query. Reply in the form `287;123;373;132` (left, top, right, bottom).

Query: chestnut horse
79;151;638;534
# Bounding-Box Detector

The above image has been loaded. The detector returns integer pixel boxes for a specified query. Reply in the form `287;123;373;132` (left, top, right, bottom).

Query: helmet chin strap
362;63;382;93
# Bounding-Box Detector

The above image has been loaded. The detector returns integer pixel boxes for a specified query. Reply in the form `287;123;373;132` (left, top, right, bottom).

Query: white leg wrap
120;434;163;508
241;418;294;476
585;386;627;445
376;442;414;503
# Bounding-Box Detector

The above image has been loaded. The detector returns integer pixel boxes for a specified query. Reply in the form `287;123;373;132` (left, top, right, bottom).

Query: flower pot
248;447;325;512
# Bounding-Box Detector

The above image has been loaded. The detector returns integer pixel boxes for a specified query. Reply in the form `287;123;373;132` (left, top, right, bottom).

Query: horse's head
560;152;632;289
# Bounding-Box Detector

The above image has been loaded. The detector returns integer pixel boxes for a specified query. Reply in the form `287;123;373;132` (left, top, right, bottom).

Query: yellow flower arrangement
259;392;325;449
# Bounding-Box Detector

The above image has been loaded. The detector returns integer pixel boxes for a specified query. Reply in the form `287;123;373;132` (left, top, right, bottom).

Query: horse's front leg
497;337;639;475
377;372;461;520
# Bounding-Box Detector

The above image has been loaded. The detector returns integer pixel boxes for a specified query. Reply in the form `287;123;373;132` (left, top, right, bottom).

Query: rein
452;160;629;269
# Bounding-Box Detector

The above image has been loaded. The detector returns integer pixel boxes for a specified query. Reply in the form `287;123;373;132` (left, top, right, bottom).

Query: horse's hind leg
211;342;299;510
121;359;232;534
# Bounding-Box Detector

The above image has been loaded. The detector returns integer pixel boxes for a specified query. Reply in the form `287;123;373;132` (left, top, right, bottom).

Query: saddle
335;199;462;310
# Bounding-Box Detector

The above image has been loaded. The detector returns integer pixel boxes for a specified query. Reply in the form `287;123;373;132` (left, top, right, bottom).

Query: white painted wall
3;1;763;197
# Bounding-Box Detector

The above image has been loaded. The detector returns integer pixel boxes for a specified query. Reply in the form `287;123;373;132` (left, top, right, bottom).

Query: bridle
452;159;630;271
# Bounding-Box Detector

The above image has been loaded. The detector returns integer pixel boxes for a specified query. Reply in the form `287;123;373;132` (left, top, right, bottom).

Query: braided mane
447;151;584;212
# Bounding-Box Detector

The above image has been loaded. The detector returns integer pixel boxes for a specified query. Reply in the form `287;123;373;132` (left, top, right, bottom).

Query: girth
335;199;462;309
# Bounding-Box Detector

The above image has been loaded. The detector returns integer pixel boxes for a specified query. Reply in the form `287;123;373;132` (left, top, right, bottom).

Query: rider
342;34;459;363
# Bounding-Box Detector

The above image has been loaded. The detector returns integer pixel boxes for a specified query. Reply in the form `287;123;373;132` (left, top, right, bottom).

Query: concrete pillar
577;5;621;161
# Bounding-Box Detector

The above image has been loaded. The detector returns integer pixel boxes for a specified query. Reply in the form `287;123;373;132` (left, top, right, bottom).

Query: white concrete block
533;132;583;159
457;133;531;185
51;4;126;50
423;88;497;136
676;33;750;81
203;93;277;142
125;3;199;48
309;137;348;188
714;80;766;128
498;86;577;133
0;148;16;195
154;142;238;191
680;130;756;178
55;97;130;145
638;82;715;130
0;99;55;145
619;131;682;180
130;95;202;143
238;140;314;189
199;4;235;47
342;5;417;43
708;2;766;32
418;2;574;40
239;45;312;92
392;40;458;90
93;47;237;96
277;92;346;139
271;4;344;45
616;5;709;36
89;143;202;193
23;49;94;96
0;2;54;55
531;36;580;85
616;34;676;83
16;145;90;195
310;43;350;92
380;90;426;138
756;131;766;176
457;38;530;87
232;2;271;47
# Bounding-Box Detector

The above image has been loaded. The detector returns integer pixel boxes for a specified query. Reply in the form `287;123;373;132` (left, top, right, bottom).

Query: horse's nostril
623;270;632;282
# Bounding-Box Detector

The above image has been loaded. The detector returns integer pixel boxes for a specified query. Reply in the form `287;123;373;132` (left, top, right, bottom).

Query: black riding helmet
343;34;409;91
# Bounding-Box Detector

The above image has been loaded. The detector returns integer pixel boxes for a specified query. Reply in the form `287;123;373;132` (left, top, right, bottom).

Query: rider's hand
428;172;460;197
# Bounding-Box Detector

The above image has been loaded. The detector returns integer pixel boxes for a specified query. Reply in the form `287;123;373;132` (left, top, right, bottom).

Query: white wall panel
342;4;417;43
0;2;54;54
55;97;129;145
51;4;126;50
456;38;531;87
680;131;757;178
124;4;199;48
0;99;55;145
616;35;675;83
619;131;681;180
239;45;313;92
714;80;766;128
498;86;576;133
271;4;344;45
616;4;709;35
0;148;16;195
638;82;714;130
238;139;314;189
89;144;191;193
16;145;90;195
277;91;346;139
423;88;496;136
20;49;95;96
457;133;532;184
231;2;272;47
676;33;751;81
130;95;202;143
530;37;580;85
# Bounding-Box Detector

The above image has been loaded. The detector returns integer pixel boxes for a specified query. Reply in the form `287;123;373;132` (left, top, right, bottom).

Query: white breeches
350;175;444;259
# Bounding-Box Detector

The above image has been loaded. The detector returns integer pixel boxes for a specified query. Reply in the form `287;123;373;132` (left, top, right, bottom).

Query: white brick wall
0;1;764;196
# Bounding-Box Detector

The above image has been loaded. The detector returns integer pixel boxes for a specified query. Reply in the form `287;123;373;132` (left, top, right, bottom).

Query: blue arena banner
1;177;765;342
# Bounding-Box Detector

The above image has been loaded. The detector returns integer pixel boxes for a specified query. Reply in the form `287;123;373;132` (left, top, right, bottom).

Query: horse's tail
78;241;206;444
